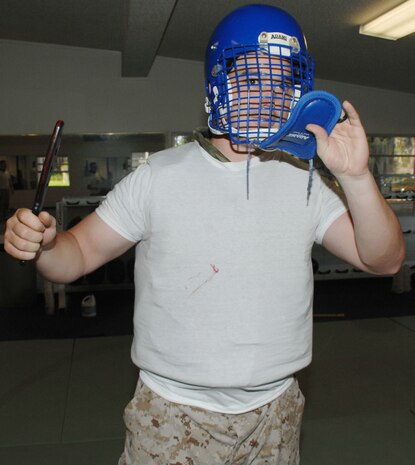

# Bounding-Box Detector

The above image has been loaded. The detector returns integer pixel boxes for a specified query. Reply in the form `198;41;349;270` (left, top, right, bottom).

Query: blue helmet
205;4;314;146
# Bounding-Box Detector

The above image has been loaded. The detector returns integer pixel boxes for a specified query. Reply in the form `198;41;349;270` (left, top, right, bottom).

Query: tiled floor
0;316;414;464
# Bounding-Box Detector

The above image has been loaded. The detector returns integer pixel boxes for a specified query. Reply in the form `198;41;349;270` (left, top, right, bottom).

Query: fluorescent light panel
359;0;415;40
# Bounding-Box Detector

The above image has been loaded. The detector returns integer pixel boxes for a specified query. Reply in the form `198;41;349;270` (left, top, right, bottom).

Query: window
37;156;70;187
368;136;415;195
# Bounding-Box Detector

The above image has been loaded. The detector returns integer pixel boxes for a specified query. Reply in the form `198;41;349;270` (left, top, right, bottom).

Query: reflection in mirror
39;156;70;187
314;135;415;199
0;132;166;212
1;133;165;189
9;154;71;190
369;136;415;196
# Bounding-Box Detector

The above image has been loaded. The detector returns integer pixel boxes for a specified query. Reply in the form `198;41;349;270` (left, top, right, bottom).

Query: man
4;4;404;464
0;159;14;221
84;161;110;196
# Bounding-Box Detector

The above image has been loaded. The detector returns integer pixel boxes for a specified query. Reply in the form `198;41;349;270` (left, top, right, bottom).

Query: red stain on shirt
189;264;220;296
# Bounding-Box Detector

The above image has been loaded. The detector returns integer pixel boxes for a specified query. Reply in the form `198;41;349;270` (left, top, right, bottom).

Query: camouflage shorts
118;378;305;465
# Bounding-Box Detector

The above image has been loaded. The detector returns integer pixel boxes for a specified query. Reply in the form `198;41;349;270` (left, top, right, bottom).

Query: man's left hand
306;100;370;180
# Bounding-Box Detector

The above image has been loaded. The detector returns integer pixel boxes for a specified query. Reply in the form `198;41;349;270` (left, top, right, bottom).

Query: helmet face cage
205;5;315;146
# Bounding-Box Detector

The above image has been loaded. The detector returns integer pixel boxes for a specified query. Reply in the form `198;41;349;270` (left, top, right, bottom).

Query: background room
0;1;414;464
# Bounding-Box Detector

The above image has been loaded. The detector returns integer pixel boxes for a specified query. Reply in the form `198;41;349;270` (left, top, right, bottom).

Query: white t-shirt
96;141;347;413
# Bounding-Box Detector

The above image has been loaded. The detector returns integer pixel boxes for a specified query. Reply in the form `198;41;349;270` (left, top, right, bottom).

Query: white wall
1;39;415;136
0;40;206;135
315;79;415;136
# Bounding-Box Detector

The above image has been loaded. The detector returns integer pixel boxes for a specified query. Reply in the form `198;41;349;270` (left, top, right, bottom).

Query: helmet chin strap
246;143;253;200
306;158;313;205
207;117;227;136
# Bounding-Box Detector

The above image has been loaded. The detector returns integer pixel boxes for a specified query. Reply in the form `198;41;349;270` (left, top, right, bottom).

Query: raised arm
4;209;134;283
307;101;405;275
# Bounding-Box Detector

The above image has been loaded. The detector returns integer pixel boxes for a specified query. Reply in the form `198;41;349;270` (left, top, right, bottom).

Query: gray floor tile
0;438;124;465
62;336;139;442
299;318;415;418
390;315;415;332
298;318;415;465
300;409;415;465
311;318;415;361
0;339;73;446
1;317;414;464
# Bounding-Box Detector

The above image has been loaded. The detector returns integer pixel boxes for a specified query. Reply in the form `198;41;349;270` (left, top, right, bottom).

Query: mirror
368;136;415;197
0;132;166;213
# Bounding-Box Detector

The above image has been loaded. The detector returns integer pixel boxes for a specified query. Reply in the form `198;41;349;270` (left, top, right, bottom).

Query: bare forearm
35;231;87;283
337;172;405;273
5;210;133;283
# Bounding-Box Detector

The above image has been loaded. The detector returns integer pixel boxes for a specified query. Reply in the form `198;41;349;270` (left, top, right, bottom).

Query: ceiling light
359;0;415;40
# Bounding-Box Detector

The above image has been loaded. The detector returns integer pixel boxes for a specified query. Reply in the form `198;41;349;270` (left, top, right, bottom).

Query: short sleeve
315;177;348;244
95;163;152;243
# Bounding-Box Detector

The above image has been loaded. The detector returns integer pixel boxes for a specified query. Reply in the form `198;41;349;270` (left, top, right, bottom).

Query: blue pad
258;90;342;160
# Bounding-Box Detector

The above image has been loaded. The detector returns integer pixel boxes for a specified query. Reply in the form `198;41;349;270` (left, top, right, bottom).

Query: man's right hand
4;208;57;261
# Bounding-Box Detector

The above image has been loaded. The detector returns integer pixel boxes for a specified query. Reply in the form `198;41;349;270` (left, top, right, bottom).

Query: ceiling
0;0;414;93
